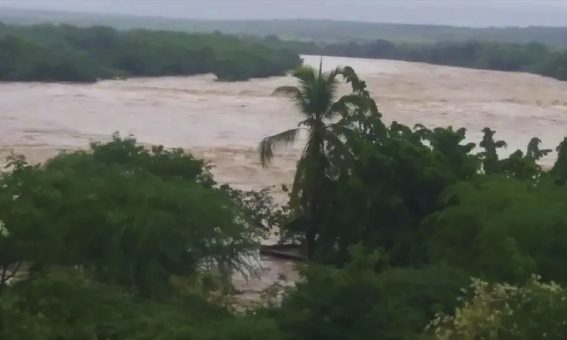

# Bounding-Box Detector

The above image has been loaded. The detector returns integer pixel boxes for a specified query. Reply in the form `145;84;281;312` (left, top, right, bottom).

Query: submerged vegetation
0;23;301;82
0;64;566;338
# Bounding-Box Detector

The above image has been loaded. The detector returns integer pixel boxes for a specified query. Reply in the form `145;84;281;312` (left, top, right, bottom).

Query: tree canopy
0;23;301;82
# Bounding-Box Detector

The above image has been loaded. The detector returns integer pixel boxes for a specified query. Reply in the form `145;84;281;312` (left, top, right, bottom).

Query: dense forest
0;65;566;338
0;23;301;82
262;36;567;81
2;8;567;47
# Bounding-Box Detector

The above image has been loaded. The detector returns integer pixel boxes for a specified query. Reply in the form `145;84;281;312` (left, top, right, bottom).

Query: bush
0;275;281;340
275;247;468;340
0;135;260;297
426;176;567;283
428;277;567;340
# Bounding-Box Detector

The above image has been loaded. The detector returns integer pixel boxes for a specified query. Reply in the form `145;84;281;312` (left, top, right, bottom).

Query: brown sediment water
1;55;566;302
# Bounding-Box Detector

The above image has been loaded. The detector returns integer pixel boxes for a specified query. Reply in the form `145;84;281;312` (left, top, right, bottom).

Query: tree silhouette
479;127;507;174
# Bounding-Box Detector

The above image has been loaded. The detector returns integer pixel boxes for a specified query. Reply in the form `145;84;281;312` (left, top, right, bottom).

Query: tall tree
259;64;373;258
479;127;507;174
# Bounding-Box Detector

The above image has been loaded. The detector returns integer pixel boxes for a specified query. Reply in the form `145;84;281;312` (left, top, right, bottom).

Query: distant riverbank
263;38;567;81
0;23;301;82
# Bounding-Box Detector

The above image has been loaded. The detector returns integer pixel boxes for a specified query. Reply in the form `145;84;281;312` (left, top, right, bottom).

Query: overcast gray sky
1;0;566;27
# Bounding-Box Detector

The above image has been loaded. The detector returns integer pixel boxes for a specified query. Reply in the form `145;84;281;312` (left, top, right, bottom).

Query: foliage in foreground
274;247;468;340
427;176;567;283
429;277;567;340
256;64;567;338
0;135;261;298
0;275;281;340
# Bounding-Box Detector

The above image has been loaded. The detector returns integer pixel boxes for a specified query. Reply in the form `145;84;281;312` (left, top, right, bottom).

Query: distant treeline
0;23;301;82
263;36;567;81
3;8;567;48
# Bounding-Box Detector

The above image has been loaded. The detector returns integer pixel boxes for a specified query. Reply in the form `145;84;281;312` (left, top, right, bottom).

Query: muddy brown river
1;55;566;303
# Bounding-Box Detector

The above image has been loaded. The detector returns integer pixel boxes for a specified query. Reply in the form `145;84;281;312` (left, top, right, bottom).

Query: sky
1;0;566;27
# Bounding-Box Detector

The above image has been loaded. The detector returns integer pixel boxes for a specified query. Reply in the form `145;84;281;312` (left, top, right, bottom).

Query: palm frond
298;117;316;128
289;65;341;117
258;128;301;168
273;85;308;114
292;66;317;85
272;85;302;98
326;66;344;82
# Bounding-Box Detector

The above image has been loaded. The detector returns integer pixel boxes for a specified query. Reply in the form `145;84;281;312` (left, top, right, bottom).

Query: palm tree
259;63;371;258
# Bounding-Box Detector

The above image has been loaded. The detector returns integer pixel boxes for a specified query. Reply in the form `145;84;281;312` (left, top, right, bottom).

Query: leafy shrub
275;247;468;340
428;276;567;340
426;177;567;283
0;135;260;297
0;275;281;340
318;123;479;266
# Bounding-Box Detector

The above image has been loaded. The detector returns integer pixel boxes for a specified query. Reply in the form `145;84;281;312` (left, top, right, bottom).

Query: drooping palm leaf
273;86;309;115
258;128;302;167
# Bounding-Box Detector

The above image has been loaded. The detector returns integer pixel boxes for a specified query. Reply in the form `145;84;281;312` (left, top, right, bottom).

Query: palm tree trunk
305;190;321;259
304;130;327;259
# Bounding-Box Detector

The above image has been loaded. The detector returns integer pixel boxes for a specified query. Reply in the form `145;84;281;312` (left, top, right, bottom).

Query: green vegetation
2;9;567;47
263;37;567;81
259;64;378;257
0;65;566;338
275;248;468;340
0;23;301;82
429;277;567;339
3;10;567;82
0;135;281;338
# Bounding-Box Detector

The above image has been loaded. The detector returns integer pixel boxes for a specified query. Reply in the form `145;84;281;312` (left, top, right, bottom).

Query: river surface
1;55;566;303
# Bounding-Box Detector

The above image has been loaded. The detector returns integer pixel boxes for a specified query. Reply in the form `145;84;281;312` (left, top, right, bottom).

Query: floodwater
2;55;566;189
1;55;566;302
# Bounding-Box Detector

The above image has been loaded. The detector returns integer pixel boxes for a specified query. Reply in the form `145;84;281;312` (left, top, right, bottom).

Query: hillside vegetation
1;8;567;47
0;22;301;82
